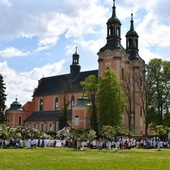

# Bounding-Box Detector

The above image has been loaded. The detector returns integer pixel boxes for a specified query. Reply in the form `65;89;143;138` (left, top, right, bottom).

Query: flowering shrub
0;124;43;139
56;127;96;141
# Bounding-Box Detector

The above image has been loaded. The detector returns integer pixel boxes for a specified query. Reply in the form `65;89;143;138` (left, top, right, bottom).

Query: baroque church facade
5;0;146;136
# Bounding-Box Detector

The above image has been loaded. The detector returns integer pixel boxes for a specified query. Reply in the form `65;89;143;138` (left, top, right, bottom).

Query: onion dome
7;98;23;111
107;0;121;24
126;13;138;37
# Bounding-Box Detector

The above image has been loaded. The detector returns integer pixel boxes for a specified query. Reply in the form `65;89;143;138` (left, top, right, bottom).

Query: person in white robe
27;138;31;148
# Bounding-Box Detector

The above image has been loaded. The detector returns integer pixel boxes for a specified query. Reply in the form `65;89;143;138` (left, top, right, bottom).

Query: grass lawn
0;147;169;170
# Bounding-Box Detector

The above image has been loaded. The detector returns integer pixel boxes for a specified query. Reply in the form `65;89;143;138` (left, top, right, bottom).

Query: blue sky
0;0;170;107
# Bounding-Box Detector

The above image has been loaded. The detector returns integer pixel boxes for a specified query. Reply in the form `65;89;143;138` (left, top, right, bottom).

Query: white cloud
45;53;51;56
35;46;51;52
0;47;29;58
36;2;108;52
65;38;105;56
139;47;163;64
80;39;105;54
26;59;66;80
0;0;12;7
0;1;108;52
0;59;66;107
137;1;170;50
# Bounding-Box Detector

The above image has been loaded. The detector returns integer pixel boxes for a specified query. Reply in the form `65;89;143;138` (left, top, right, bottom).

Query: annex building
5;0;146;136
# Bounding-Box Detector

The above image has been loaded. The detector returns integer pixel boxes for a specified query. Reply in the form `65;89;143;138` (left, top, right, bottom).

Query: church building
5;0;145;136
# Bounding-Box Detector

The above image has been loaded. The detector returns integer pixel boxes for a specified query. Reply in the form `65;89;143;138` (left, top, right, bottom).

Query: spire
130;12;134;31
75;46;77;54
126;12;138;37
99;0;123;52
108;0;120;24
112;0;116;18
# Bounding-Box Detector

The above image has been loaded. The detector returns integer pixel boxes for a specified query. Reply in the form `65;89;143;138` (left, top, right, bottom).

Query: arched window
41;122;46;132
49;123;54;131
117;27;120;36
18;116;22;126
6;117;9;125
71;95;75;109
39;98;43;111
135;39;138;48
74;58;78;64
75;115;79;126
122;68;124;80
34;124;38;129
55;97;59;110
109;26;114;36
128;38;132;47
41;124;45;131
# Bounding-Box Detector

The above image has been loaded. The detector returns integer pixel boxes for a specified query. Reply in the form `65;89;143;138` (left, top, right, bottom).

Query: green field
0;147;169;170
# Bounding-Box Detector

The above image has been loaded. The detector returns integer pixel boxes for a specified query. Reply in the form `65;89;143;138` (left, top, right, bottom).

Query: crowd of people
137;137;170;149
0;136;170;150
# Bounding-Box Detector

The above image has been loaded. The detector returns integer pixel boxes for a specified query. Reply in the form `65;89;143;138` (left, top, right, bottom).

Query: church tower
97;0;129;78
70;47;81;79
102;0;122;50
126;13;139;61
97;0;145;135
125;13;145;135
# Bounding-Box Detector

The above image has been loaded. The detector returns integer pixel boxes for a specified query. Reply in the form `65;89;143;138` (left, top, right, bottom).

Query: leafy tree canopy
146;58;170;127
98;68;125;127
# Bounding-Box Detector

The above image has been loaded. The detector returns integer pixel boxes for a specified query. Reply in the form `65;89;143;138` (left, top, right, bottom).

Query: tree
0;123;8;138
81;75;98;132
101;125;132;139
58;78;78;130
98;68;125;128
132;65;150;136
154;125;170;136
56;127;96;141
122;70;135;131
58;91;69;130
146;59;170;127
0;74;7;124
101;125;116;139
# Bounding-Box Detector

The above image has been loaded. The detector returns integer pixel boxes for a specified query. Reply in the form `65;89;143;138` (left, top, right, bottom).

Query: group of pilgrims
0;136;170;150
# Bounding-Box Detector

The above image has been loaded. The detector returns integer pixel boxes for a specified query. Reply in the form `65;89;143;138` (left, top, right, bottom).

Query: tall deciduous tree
122;70;134;131
81;75;98;132
59;78;77;129
137;79;151;136
131;65;150;136
98;68;125;128
146;58;170;127
0;74;7;124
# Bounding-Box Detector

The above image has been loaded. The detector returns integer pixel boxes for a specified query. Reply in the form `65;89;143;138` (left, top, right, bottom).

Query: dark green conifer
0;74;7;123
